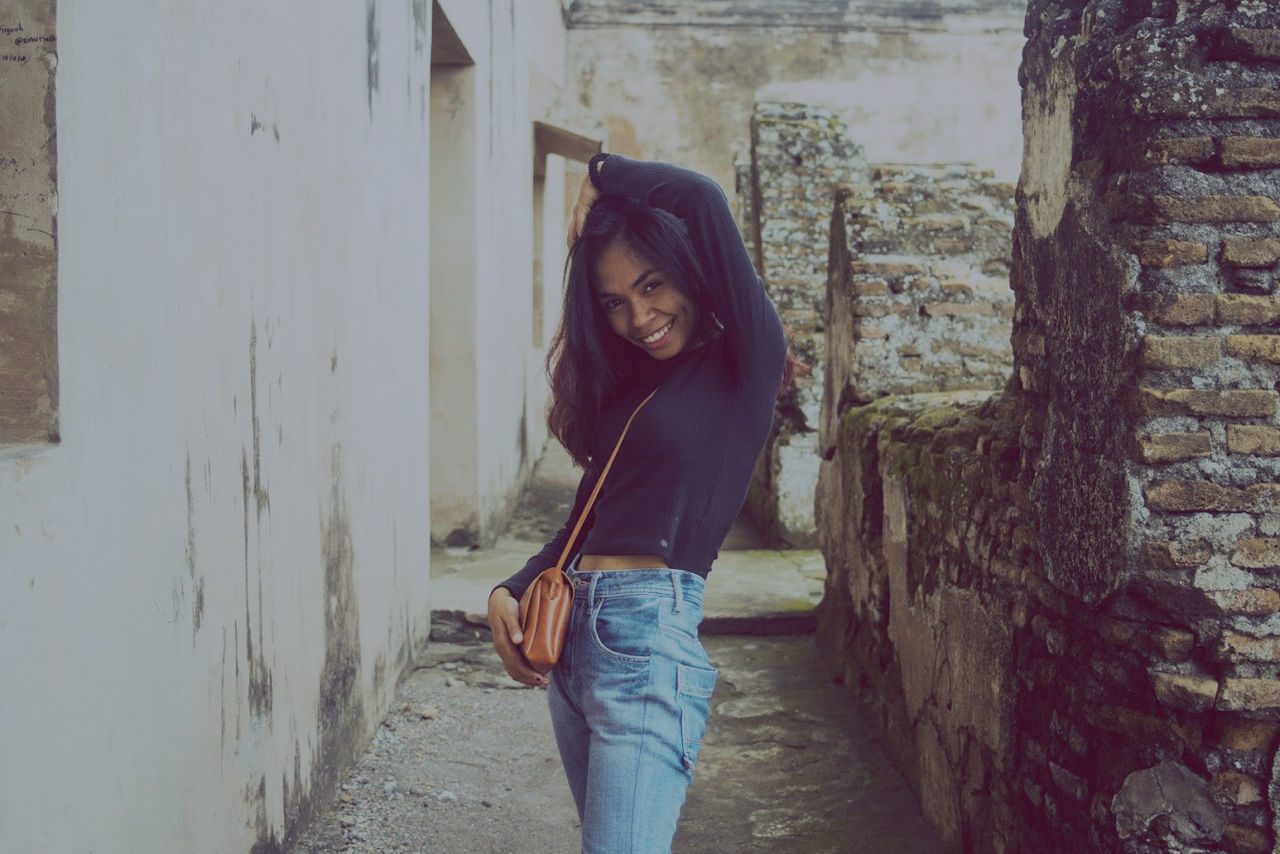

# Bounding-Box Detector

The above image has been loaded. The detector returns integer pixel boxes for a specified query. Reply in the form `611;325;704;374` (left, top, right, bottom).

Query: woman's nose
629;301;652;331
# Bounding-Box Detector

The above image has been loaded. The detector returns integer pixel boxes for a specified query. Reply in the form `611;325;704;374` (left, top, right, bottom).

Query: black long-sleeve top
498;156;786;599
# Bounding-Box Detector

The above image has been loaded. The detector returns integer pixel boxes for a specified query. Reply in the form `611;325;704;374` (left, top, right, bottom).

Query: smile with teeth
640;320;674;346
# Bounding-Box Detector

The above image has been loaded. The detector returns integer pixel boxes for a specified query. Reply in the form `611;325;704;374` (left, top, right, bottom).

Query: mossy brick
1141;336;1221;369
1086;705;1199;752
1216;718;1279;751
853;302;912;318
1226;334;1280;363
1133;136;1215;166
1219;677;1280;711
1219;631;1280;663
924;302;997;317
851;280;890;296
1153;628;1196;662
1146;293;1216;326
1222;28;1280;61
1220;137;1280;170
1145;480;1255;513
1135;239;1208;267
1136;431;1212;463
1136;88;1280;119
1222;237;1280;268
1136;388;1278;418
1211;772;1263;806
1223;824;1272;854
848;261;923;276
1227;425;1280;455
1136;195;1280;224
1152;671;1219;712
1221;587;1280;616
1202;88;1280;119
1230;537;1280;568
1098;617;1138;645
1144;540;1213;570
1218;295;1280;326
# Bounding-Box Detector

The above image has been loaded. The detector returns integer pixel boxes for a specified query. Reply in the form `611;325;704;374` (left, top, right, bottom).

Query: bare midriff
577;554;669;571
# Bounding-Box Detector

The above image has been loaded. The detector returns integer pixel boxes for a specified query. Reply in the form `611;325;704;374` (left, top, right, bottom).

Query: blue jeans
548;567;718;854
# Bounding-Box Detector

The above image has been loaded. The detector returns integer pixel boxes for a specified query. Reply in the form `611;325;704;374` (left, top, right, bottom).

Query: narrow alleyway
289;446;943;853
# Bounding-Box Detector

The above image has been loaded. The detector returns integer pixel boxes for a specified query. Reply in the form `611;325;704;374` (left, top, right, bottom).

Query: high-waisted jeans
548;567;718;854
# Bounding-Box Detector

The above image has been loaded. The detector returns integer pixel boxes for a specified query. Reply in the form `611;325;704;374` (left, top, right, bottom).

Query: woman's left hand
567;171;599;250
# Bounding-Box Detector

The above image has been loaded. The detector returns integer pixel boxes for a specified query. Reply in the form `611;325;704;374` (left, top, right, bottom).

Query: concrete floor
289;443;944;853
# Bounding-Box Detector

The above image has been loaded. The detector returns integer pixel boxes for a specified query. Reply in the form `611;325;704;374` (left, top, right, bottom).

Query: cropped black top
498;156;786;599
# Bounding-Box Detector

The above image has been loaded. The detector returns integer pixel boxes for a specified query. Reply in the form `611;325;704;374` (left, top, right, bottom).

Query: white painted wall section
1;2;432;850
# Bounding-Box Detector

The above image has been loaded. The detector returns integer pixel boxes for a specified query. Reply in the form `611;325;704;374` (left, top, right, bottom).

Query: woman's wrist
588;151;610;191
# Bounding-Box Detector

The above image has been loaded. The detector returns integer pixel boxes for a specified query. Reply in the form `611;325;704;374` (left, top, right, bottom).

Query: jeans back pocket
676;663;718;771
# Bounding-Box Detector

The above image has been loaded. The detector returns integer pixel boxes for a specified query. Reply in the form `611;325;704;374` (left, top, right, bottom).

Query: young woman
487;154;788;853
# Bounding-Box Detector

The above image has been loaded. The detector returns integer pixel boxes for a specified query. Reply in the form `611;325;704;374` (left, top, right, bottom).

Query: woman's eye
601;298;622;311
643;280;662;294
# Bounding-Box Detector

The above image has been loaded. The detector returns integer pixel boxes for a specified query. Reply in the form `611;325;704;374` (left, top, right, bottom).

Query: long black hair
546;194;718;472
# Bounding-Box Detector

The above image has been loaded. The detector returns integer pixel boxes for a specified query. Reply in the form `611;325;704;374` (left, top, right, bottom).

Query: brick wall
742;102;866;547
743;103;1015;548
815;1;1280;852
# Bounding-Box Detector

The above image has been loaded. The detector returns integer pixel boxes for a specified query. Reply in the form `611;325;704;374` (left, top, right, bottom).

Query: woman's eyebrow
629;269;658;290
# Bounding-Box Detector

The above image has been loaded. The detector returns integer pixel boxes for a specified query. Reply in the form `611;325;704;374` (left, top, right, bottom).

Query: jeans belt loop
587;569;600;606
672;572;684;614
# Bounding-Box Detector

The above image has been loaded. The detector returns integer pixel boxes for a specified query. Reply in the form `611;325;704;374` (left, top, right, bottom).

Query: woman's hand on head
488;587;549;687
567;171;599;250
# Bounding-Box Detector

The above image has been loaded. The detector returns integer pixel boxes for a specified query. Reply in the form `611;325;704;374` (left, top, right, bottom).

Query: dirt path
289;633;941;854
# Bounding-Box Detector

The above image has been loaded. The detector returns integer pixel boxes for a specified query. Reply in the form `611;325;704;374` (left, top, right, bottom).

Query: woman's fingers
488;588;548;687
566;173;599;249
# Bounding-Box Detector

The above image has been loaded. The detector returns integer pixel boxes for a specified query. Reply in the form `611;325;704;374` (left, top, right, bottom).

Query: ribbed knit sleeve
593;155;785;386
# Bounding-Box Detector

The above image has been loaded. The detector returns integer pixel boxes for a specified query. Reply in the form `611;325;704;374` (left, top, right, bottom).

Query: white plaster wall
429;0;573;546
0;2;432;851
567;20;1025;202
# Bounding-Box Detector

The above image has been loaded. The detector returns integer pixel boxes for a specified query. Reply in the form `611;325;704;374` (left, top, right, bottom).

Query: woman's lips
639;320;674;349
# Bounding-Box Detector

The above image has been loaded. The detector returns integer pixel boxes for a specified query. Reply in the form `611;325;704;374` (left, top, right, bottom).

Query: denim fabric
548;567;718;854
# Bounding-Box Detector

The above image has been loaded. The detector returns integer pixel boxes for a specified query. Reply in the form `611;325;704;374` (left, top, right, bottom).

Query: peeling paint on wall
249;323;270;518
0;0;58;444
247;774;282;854
366;0;380;118
411;0;426;56
310;444;366;820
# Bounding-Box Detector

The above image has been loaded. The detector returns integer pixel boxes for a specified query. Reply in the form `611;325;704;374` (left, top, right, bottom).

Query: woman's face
593;238;699;360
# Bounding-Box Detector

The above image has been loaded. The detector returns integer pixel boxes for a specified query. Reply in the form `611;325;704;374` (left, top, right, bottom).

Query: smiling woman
594;230;700;359
486;155;794;852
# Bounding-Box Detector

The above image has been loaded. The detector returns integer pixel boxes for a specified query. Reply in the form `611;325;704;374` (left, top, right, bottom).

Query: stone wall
816;1;1280;852
741;102;1014;546
741;103;866;546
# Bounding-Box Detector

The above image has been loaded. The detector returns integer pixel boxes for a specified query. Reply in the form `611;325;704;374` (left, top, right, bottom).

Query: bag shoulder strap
553;387;658;572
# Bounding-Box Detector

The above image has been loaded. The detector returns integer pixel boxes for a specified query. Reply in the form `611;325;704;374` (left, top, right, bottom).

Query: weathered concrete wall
1;1;438;851
564;0;1026;212
0;0;57;444
817;1;1280;852
429;0;595;547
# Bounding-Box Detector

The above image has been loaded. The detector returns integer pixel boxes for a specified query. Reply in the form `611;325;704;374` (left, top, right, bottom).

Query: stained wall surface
565;0;1027;208
0;0;56;443
0;0;567;850
429;0;590;548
